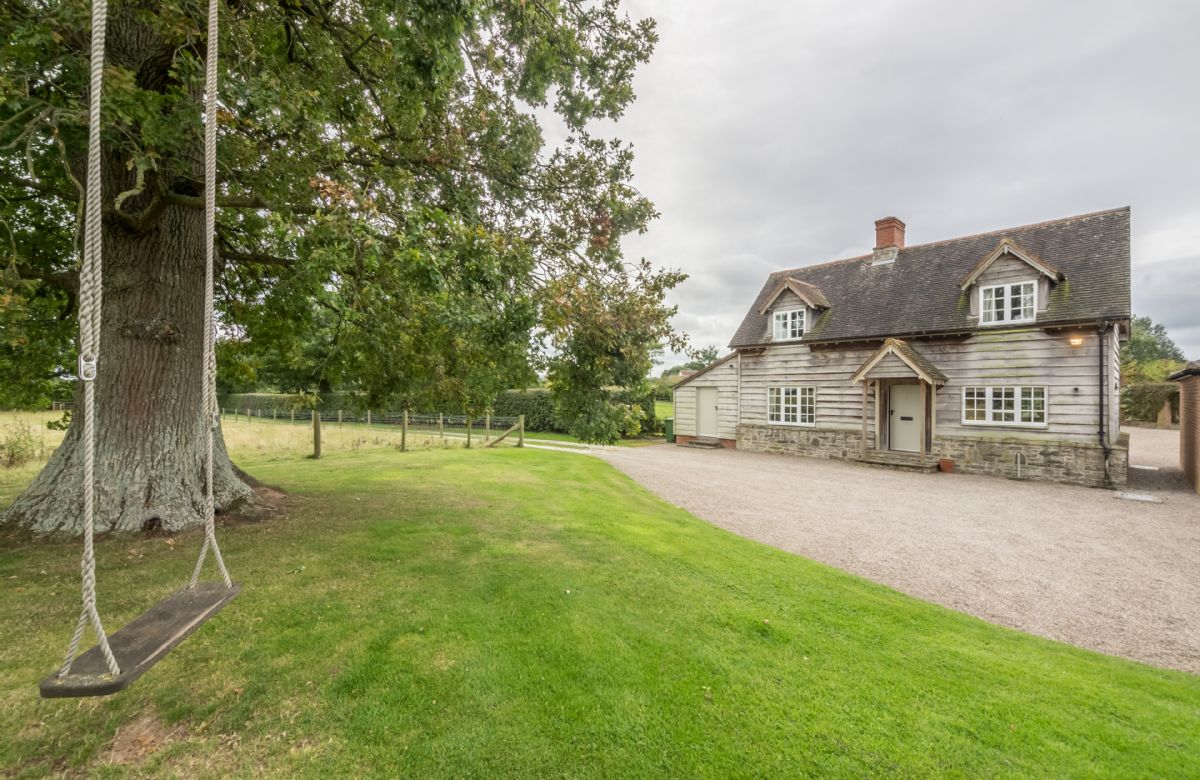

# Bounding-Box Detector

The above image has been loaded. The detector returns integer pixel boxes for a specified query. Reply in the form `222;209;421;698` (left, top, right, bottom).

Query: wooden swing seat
39;582;240;698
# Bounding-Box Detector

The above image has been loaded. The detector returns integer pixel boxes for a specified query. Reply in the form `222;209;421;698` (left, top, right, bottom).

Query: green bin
664;417;675;443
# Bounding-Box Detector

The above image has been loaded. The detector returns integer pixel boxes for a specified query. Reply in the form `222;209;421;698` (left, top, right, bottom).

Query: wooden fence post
439;412;444;439
485;413;491;443
402;409;408;452
272;408;277;422
312;409;322;459
466;418;472;449
518;414;525;448
290;408;295;425
367;409;372;427
338;409;343;427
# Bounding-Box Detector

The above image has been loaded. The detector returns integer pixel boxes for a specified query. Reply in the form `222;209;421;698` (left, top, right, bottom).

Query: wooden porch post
930;385;938;448
919;381;927;464
860;381;868;457
874;380;882;451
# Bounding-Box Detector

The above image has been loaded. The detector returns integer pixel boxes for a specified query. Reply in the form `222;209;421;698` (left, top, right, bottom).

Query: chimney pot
874;216;906;250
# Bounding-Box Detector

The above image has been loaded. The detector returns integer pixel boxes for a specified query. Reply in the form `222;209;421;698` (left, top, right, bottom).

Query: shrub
1120;383;1179;423
0;425;39;468
610;386;657;430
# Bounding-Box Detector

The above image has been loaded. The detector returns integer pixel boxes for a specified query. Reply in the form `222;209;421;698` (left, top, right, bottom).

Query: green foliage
1;0;678;436
650;375;674;400
1120;383;1180;423
1125;316;1186;364
0;285;73;411
1122;316;1186;385
1126;358;1187;384
45;411;70;431
542;261;685;443
490;389;559;432
0;425;37;468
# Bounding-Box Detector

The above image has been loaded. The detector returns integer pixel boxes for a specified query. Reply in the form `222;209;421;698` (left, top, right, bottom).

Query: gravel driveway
594;428;1200;673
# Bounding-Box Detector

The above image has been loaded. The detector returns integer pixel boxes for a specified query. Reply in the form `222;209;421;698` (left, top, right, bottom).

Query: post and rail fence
218;406;525;459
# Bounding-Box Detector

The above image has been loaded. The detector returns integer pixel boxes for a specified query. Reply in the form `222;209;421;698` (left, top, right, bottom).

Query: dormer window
980;281;1036;325
773;309;805;340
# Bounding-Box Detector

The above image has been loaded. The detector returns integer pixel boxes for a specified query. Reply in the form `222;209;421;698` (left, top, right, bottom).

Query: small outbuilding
1169;361;1200;494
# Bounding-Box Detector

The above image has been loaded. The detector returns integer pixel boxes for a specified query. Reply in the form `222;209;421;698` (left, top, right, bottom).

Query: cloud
599;0;1200;366
1134;255;1200;360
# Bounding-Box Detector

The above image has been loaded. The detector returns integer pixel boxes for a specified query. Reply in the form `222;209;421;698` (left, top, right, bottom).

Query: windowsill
978;319;1036;327
770;337;806;342
961;420;1048;430
767;421;816;428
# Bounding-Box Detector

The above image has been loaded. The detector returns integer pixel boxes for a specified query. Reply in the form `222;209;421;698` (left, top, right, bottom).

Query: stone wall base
933;434;1128;488
736;424;1128;488
736;425;862;460
676;434;736;449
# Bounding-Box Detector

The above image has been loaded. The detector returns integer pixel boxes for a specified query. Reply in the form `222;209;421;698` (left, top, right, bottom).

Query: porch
849;338;948;467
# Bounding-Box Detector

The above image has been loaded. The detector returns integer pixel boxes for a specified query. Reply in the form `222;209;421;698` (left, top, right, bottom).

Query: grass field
2;417;1199;776
655;399;673;420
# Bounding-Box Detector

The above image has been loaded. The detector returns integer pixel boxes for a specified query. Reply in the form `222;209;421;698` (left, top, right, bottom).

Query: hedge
218;392;363;413
1120;383;1180;423
221;386;659;436
491;390;561;432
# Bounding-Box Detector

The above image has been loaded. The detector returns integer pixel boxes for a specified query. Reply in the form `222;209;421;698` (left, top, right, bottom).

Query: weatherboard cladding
729;207;1131;348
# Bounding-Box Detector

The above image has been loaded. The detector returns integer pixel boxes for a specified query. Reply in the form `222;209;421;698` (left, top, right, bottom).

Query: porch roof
850;338;948;386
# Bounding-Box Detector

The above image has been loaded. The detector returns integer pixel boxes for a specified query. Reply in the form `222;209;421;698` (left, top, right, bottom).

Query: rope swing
40;0;240;699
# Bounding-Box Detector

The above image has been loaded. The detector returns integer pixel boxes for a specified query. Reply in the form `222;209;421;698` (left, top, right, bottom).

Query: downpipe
1098;321;1114;486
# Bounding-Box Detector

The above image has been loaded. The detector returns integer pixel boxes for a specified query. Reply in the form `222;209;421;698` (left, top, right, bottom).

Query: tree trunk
1;202;256;535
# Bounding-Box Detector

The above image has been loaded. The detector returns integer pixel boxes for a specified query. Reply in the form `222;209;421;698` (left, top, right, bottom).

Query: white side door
889;384;921;453
695;387;719;437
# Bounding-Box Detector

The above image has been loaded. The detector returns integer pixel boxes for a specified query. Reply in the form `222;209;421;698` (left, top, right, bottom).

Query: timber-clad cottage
673;208;1132;487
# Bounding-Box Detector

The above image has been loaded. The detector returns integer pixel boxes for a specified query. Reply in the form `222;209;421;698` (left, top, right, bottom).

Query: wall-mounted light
1068;335;1084;347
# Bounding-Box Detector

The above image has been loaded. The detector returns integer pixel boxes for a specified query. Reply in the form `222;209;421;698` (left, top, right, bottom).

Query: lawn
1;425;1198;776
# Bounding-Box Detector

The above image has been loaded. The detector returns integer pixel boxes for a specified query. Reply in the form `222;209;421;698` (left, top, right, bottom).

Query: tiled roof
1169;361;1200;381
730;207;1131;347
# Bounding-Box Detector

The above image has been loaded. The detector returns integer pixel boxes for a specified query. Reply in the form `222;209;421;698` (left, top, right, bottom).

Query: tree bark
1;201;256;535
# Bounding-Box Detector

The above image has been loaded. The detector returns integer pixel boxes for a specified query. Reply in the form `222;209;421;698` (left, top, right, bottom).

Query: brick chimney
871;216;905;265
874;216;905;249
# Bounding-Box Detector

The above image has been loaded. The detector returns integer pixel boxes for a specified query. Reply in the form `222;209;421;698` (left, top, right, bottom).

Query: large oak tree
1;0;681;535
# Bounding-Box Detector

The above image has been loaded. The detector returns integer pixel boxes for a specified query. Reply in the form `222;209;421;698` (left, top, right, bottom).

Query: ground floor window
962;386;1046;426
768;386;815;425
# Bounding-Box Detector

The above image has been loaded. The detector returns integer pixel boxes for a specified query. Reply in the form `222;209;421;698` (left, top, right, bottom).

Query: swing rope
58;0;118;680
57;0;230;682
189;0;232;591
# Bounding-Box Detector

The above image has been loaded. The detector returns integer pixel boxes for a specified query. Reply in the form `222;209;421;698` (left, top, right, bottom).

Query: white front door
695;387;719;437
889;384;921;453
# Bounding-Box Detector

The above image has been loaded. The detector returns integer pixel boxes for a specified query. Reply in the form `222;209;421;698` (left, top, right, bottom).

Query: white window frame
961;385;1047;427
979;281;1037;325
772;308;806;341
768;386;816;426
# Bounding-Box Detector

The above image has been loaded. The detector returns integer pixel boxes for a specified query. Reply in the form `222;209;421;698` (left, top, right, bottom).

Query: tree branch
9;175;76;202
221;247;296;268
164;191;318;215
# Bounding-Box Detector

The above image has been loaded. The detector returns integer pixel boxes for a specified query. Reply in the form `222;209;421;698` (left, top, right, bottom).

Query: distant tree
1125;316;1185;363
1122;316;1186;384
682;345;721;371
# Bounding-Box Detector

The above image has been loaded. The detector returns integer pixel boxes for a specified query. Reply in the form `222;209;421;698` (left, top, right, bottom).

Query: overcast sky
586;0;1200;365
